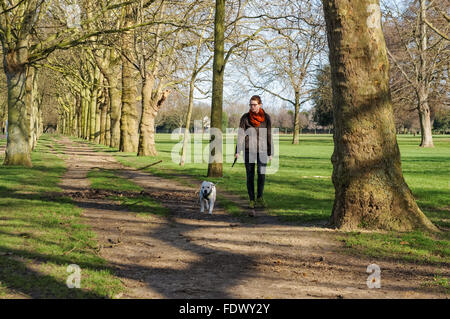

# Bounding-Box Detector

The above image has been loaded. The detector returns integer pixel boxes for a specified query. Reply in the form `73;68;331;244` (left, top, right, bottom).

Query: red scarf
249;108;265;127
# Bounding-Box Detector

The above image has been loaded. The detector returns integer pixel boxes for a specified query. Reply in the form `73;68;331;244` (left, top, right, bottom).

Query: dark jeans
244;151;267;201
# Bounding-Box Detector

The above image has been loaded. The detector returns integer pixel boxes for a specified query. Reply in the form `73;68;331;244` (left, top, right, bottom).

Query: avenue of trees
0;0;447;231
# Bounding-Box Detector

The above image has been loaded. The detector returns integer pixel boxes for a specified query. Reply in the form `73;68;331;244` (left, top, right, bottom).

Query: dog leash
211;157;238;187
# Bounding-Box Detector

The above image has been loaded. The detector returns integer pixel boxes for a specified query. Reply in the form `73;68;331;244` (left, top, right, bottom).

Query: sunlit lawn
84;133;450;226
1;132;448;296
0;135;124;298
82;133;449;270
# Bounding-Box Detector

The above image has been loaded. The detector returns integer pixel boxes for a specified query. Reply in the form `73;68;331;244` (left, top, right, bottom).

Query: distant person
235;95;273;212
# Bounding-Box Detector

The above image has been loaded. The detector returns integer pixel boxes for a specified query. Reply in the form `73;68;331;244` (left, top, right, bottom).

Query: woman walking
235;95;273;212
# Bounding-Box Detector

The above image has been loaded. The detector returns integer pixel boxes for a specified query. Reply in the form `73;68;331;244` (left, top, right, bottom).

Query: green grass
76;133;450;268
422;275;449;294
87;168;169;218
1;133;448;296
77;134;449;224
338;230;449;265
0;135;124;298
88;169;142;192
74;134;337;223
216;194;245;217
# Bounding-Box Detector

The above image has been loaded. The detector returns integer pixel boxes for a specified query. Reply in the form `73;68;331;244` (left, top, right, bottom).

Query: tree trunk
137;77;157;156
99;101;107;145
207;0;225;178
32;71;39;149
86;99;91;140
89;87;97;141
73;106;79;137
108;75;122;148
94;103;101;144
25;66;36;151
137;77;168;156
98;48;122;148
74;94;80;138
417;89;434;147
78;104;82;138
322;0;437;232
3;44;32;167
105;99;111;146
180;9;212;166
82;87;90;139
417;0;434;148
92;67;101;143
60;114;66;135
119;6;139;152
68;107;73;135
292;91;300;144
80;89;86;138
180;79;195;166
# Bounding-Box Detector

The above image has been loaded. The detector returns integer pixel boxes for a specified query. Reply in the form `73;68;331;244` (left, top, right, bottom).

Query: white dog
199;181;216;214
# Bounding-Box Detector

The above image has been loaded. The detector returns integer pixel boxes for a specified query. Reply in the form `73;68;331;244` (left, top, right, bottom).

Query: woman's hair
250;95;262;105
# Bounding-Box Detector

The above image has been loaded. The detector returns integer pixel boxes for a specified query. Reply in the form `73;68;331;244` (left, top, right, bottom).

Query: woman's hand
235;153;239;159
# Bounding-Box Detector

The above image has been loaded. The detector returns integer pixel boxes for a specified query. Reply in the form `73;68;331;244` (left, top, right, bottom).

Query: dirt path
53;136;446;299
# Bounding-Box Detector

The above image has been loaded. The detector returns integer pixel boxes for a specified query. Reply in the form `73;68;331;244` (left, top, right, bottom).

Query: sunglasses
249;103;259;106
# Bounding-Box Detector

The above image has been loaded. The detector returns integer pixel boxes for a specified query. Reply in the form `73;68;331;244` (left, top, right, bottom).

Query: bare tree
383;0;450;147
0;0;161;166
180;6;214;166
239;0;325;144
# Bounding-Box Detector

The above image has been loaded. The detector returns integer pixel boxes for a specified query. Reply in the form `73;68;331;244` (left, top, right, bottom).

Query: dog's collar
203;185;215;199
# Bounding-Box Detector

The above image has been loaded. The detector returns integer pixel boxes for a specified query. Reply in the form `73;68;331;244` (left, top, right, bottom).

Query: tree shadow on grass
0;246;111;298
0;190;121;298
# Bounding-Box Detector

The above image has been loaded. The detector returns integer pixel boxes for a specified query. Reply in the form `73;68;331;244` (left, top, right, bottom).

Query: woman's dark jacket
235;111;273;157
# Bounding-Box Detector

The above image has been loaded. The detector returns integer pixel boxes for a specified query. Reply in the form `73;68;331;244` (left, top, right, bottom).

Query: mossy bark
108;74;122;148
80;88;89;139
89;90;97;141
207;0;225;178
94;102;101;144
105;96;111;146
3;43;32;167
137;76;164;157
25;66;36;151
97;48;121;148
119;6;139;153
322;0;437;232
31;69;40;150
90;66;101;142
